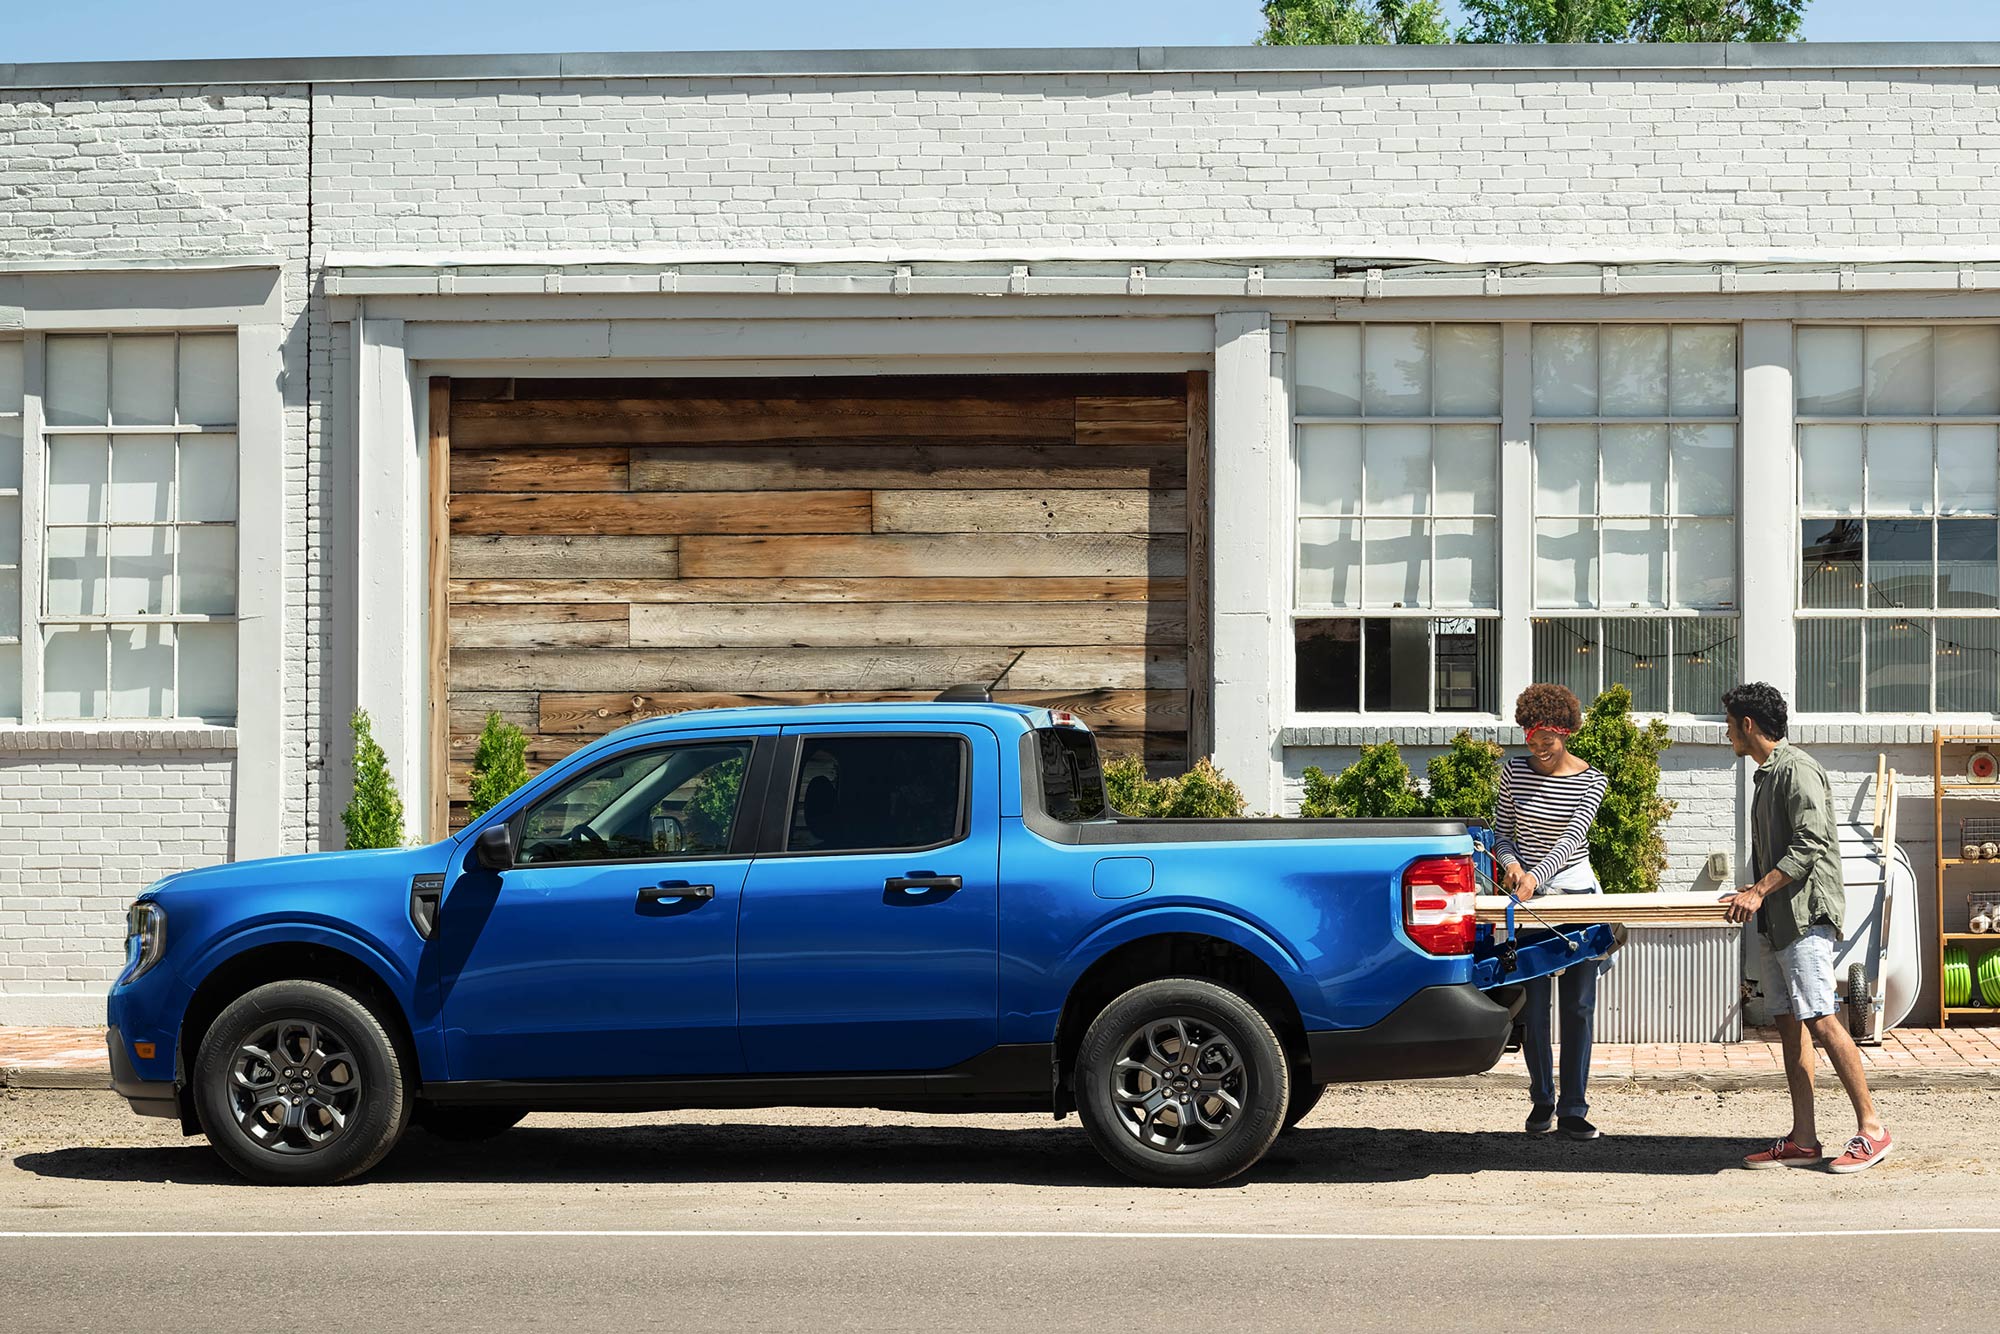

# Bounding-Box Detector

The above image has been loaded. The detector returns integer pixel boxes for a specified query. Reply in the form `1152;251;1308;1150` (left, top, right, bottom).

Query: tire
1282;1078;1328;1132
193;979;412;1186
1075;977;1290;1187
414;1104;528;1142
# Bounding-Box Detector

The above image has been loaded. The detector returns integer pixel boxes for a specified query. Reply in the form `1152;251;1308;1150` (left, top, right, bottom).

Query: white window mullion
1498;322;1534;713
19;333;45;724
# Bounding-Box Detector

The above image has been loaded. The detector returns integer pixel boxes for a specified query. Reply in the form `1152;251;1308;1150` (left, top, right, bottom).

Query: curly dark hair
1514;683;1582;732
1722;681;1789;741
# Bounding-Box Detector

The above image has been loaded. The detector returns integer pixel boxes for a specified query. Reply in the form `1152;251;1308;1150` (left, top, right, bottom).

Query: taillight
1402;855;1477;956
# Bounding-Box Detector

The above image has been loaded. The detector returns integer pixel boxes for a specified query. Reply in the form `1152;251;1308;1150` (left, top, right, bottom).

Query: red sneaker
1743;1136;1822;1169
1828;1130;1893;1174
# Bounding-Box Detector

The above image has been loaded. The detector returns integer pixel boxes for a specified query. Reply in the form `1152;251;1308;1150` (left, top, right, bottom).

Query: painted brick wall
0;748;234;1024
313;68;2000;255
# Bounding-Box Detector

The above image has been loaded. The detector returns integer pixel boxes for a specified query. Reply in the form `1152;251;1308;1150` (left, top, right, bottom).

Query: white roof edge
0;255;283;275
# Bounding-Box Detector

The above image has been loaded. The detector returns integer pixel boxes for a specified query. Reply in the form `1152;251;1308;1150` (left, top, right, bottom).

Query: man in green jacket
1719;682;1891;1174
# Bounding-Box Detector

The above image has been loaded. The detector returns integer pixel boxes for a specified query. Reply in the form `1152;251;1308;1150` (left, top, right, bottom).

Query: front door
438;730;774;1081
737;725;1001;1073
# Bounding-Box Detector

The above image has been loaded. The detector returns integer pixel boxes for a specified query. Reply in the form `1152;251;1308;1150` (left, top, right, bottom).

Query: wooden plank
449;604;630;650
1076;395;1187;444
451;490;872;537
628;443;1184;492
450;576;1181;605
680;534;1185;579
452;395;1077;447
1185;370;1213;761
451;645;1184;693
450;535;679;579
452;447;629;493
426;377;451;841
872;489;1185;535
449;690;538;733
1472;893;1745;926
629;601;1184;649
538;688;1187;736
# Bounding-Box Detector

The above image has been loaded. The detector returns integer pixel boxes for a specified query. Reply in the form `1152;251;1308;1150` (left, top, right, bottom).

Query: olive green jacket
1749;741;1846;950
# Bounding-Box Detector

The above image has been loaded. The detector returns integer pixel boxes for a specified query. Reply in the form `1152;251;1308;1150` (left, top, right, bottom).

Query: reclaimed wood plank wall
444;373;1199;826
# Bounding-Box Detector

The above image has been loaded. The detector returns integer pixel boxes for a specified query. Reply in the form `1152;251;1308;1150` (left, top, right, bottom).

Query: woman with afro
1493;683;1609;1141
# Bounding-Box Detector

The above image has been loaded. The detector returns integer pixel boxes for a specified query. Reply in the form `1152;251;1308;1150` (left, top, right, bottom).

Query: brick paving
6;1024;2000;1092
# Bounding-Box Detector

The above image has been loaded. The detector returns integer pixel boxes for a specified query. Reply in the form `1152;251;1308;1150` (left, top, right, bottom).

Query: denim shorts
1762;924;1839;1021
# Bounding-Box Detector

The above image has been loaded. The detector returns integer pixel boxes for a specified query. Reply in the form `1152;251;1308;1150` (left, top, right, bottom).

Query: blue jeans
1521;861;1602;1119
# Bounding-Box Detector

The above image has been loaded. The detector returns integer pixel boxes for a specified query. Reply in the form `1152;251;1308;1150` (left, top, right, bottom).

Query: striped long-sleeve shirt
1491;756;1608;887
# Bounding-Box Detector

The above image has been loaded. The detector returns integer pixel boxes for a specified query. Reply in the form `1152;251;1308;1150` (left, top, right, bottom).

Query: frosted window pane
1297;425;1361;516
1535;426;1597;514
1865;620;1929;713
1432;325;1500;416
178;524;236;615
1601;519;1667;608
1938;519;1999;609
46;527;106;616
1599;325;1669;417
1672;424;1736;517
1532;325;1597;417
107;526;173;616
1535;519;1598;608
47;437;108;523
0;644;18;720
43;627;108;719
110;335;176;427
1866;424;1933;514
1797;619;1860;712
108;623;174;718
1599;424;1668;514
178;623;236;721
1293;325;1361;417
1297;518;1360;606
1865;327;1934;415
1938;426;1999;515
109;436;173;522
1603;618;1670;713
0;569;17;638
1363;519;1429;607
0;496;16;553
1362;325;1431;417
1675;519;1739;608
0;420;20;491
1433;519;1496;608
177;334;237;427
178;434;238;522
0;341;20;412
1938;619;1999;713
1800;425;1863;515
1364;425;1430;515
1433;426;1496;516
1797;327;1865;415
45;337;108;427
1936;327;2000;416
1668;326;1738;417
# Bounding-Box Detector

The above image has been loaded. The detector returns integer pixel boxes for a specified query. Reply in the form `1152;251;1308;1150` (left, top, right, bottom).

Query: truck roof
613;699;1051;740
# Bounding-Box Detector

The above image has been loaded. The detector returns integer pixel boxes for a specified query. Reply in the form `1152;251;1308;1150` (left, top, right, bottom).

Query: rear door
736;724;1001;1073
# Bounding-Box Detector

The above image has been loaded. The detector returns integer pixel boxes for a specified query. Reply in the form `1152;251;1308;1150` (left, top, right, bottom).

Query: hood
139;843;446;903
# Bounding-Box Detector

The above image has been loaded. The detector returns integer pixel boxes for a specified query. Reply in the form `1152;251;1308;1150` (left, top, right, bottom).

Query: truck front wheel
1075;977;1290;1187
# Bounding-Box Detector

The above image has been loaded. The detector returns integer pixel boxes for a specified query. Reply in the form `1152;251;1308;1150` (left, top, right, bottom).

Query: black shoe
1525;1103;1556;1134
1558;1115;1600;1141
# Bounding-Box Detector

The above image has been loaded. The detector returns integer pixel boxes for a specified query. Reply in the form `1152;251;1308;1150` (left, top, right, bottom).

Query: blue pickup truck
106;698;1602;1187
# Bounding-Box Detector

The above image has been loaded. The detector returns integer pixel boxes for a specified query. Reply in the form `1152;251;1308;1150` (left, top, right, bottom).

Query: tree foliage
465;711;531;822
1566;682;1676;894
1104;756;1250;818
1630;0;1804;41
1260;0;1452;44
682;756;747;850
341;709;406;850
1260;0;1806;43
1457;0;1629;42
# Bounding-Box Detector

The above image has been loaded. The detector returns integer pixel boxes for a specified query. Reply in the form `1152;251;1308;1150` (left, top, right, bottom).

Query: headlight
120;901;166;985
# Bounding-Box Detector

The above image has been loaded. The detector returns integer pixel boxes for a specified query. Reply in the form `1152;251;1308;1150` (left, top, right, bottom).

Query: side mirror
473;823;516;871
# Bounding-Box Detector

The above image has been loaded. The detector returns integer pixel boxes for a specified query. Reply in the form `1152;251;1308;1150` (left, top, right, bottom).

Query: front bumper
1306;983;1527;1084
106;1025;178;1119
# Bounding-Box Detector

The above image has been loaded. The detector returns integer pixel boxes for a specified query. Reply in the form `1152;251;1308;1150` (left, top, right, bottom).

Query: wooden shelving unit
1934;730;2000;1027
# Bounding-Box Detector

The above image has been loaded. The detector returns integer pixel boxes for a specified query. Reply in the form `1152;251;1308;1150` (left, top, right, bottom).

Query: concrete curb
1380;1070;2000;1093
0;1066;112;1091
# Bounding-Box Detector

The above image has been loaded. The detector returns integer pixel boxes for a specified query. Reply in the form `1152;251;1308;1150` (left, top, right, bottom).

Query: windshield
1033;727;1107;822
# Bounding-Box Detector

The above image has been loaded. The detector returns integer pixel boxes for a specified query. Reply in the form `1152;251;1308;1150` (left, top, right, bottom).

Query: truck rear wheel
192;979;411;1186
1075;977;1289;1187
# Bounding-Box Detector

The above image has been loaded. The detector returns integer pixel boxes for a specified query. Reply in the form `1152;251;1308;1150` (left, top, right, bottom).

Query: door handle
885;874;963;894
640;882;716;903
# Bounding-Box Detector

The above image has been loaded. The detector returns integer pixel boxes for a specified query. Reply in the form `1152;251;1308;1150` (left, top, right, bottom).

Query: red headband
1526;725;1572;740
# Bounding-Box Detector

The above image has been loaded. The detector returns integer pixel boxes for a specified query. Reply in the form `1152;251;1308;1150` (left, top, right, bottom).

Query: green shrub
465;711;531;822
1422;732;1503;822
1103;756;1248;818
1568;682;1676;894
341;709;406;850
1299;741;1425;818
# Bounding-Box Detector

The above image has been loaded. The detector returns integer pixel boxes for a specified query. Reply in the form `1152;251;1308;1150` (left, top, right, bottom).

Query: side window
1034;728;1108;822
786;735;966;854
517;741;752;865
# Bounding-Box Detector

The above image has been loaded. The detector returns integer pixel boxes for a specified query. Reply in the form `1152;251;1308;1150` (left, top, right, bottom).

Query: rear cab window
1033;726;1108;822
785;734;969;853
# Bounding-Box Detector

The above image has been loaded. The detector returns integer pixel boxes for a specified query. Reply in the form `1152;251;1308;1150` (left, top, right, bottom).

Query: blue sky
3;0;1995;62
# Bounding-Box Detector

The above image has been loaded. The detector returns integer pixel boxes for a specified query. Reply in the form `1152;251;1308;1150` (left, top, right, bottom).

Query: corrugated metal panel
1592;926;1744;1044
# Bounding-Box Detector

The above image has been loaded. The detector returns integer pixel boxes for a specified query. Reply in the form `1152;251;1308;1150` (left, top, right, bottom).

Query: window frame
1794;320;2000;716
507;735;772;868
768;731;972;858
0;335;21;719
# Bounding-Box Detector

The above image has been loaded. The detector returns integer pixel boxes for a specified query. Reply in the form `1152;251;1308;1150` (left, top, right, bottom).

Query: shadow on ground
12;1121;1745;1189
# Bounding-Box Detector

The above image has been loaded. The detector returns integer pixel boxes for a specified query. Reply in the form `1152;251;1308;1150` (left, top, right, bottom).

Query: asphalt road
5;1083;1998;1332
